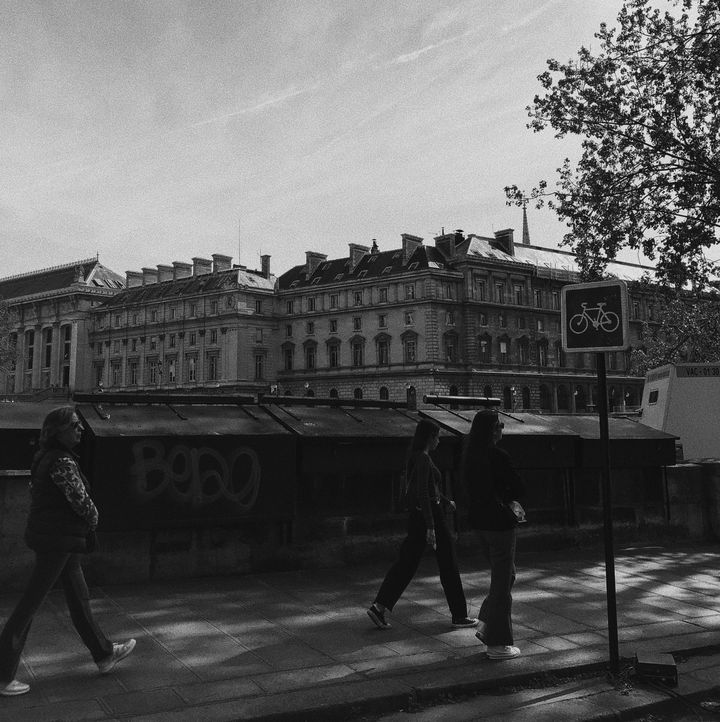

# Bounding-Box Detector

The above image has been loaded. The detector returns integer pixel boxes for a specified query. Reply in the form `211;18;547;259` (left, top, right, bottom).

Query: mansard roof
513;244;654;282
0;258;124;301
279;244;448;290
98;267;273;309
462;236;654;282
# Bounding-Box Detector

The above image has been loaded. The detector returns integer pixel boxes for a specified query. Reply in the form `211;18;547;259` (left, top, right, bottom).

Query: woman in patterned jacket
0;406;135;697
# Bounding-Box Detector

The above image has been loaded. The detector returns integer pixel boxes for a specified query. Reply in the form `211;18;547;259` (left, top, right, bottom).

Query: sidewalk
1;542;720;721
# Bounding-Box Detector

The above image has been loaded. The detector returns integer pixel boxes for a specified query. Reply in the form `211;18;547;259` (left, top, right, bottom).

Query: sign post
562;280;630;673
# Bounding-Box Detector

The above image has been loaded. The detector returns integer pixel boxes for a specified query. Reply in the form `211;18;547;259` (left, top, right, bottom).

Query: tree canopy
506;0;720;288
630;292;720;375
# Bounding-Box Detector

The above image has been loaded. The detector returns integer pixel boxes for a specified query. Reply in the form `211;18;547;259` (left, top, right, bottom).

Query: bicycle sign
562;280;629;352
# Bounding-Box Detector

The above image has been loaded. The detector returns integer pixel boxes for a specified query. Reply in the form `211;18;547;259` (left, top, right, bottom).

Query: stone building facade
0;259;124;396
276;229;652;411
87;254;277;396
2;226;656;409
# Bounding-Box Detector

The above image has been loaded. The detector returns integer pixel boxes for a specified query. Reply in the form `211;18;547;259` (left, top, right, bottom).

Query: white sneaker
487;645;521;660
97;638;136;674
0;679;30;696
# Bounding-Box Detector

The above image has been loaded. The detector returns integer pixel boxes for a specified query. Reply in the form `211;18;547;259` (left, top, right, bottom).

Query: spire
522;198;530;246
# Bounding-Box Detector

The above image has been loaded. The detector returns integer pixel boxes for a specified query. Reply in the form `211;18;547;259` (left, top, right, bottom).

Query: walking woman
462;409;525;660
367;419;476;630
0;406;135;697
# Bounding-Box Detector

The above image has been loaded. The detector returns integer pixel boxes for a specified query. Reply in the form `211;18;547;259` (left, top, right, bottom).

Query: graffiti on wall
130;440;260;509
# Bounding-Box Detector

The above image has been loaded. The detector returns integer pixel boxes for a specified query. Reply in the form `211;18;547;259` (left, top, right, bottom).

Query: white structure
640;363;720;460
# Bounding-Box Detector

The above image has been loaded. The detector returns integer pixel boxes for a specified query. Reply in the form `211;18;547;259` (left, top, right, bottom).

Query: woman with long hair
0;406;135;697
367;419;476;630
462;409;525;660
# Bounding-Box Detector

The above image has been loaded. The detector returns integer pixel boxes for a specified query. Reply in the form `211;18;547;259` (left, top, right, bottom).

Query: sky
0;0;633;280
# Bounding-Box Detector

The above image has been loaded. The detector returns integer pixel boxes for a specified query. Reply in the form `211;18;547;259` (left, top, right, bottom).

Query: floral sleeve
49;456;99;530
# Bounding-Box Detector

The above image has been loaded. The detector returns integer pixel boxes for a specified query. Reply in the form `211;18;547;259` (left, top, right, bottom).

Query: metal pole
597;351;619;671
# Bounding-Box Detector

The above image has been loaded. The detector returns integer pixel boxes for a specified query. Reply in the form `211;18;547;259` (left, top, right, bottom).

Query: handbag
497;498;527;525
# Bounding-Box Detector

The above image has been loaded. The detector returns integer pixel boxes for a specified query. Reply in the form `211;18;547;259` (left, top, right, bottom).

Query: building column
31;326;42;390
68;322;78;393
12;329;24;394
49;322;61;387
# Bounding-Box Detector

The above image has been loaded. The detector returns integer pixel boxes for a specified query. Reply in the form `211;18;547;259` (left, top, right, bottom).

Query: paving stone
102;687;187;716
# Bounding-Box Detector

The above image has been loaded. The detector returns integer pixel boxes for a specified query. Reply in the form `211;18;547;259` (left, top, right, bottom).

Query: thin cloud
189;84;319;128
390;28;478;65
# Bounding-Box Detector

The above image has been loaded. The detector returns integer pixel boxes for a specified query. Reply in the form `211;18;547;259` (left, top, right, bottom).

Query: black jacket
25;447;95;553
464;446;525;531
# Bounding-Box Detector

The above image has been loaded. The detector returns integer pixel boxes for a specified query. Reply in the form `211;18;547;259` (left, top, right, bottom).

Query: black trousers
374;505;468;619
476;528;517;646
0;552;113;683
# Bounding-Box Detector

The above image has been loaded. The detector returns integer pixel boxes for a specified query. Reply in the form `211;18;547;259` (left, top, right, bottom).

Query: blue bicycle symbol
569;302;620;334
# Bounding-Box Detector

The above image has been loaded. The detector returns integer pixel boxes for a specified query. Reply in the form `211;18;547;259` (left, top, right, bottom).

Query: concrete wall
3;462;720;590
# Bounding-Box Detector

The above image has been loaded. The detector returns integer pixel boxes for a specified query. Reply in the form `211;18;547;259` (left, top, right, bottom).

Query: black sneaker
452;617;479;628
367;604;390;629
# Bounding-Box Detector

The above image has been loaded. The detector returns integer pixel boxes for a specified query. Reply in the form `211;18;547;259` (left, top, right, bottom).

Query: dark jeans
375;505;467;619
476;528;517;646
0;552;113;683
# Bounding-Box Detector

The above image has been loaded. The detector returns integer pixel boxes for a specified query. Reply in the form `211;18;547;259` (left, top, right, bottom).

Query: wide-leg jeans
375;505;467;619
0;552;113;683
476;528;517;646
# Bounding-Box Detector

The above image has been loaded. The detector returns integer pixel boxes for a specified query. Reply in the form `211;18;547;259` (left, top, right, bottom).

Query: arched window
326;339;341;369
329;388;339;398
305;388;315;397
483;384;493;399
353;387;363;400
401;330;418;363
375;333;391;366
503;386;512;410
521;386;530;409
539;384;551;410
498;336;510;364
609;386;617;409
478;334;492;363
558;384;570;411
575;386;587;411
517;336;529;365
379;386;389;400
281;342;295;371
537;339;549;367
443;331;459;362
350;335;365;367
303;340;317;370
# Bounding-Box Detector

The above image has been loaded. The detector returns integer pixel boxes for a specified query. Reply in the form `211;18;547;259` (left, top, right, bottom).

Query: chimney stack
156;264;173;282
126;270;143;288
192;257;212;276
141;267;158;285
305;251;327;277
261;254;271;278
494;228;515;256
212;254;232;273
348;243;369;271
434;231;458;259
401;233;423;263
172;261;193;280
